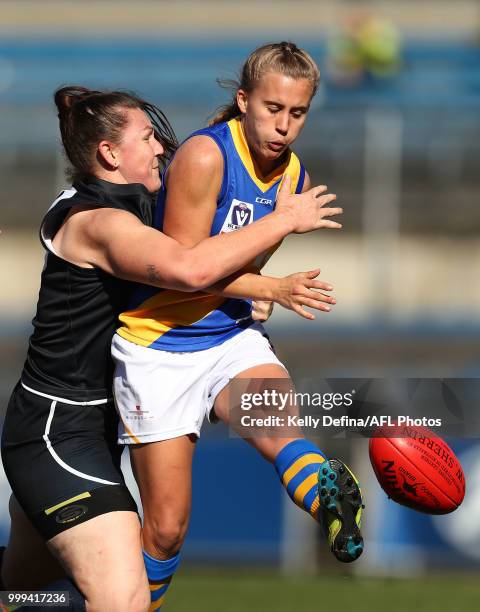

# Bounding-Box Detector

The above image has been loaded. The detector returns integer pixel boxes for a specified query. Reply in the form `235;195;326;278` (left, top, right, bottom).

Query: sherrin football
369;424;465;514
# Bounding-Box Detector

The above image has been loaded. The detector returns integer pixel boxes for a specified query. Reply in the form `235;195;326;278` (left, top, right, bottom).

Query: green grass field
167;569;480;612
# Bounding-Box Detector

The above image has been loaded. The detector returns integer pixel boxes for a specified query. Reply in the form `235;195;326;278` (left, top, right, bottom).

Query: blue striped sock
143;550;181;611
274;439;327;519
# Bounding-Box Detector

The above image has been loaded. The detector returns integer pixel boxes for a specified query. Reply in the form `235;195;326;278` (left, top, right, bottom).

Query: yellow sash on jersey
227;118;302;193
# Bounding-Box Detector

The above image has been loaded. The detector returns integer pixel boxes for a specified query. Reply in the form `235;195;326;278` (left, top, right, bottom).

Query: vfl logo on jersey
220;199;254;233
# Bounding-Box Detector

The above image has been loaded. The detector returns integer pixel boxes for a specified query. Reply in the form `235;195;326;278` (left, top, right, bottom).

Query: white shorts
112;324;286;444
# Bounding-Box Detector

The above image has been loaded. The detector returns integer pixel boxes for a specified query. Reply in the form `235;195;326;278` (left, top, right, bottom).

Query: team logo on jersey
127;404;153;421
55;504;88;524
220;199;254;233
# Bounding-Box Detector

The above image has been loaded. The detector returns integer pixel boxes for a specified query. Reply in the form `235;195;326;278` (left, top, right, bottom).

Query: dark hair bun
54;86;93;116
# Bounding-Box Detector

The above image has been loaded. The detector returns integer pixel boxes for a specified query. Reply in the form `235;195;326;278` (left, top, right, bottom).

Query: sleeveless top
117;118;305;352
22;177;154;401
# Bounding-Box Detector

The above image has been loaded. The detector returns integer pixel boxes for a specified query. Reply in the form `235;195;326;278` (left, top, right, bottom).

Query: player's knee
87;579;150;612
79;556;150;612
145;512;188;557
150;523;186;557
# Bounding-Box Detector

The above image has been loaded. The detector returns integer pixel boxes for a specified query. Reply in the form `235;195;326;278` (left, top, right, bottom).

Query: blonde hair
210;41;320;125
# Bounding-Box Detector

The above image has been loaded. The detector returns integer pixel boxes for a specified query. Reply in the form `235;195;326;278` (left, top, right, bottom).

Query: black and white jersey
21;176;155;402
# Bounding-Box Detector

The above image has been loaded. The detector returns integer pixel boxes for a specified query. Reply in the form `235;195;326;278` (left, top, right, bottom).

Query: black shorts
1;381;137;540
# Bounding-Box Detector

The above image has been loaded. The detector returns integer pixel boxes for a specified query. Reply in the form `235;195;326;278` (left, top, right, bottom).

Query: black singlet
21;177;154;401
1;176;153;539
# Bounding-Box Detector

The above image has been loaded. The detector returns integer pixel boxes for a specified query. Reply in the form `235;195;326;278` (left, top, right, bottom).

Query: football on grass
369;424;465;514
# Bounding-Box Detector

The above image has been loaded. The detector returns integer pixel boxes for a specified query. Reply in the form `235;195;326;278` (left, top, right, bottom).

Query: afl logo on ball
55;504;88;524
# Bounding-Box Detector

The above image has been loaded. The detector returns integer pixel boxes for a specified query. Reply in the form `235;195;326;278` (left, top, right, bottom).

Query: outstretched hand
274;268;336;320
276;176;343;234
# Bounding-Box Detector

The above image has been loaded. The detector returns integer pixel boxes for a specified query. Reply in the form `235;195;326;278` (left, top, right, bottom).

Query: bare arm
240;171;331;320
163;135;228;245
198;162;336;319
162;137;341;309
59;205;292;292
208;268;336;320
53;141;341;292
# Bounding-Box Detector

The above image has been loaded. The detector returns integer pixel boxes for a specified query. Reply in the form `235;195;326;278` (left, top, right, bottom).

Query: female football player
0;84;339;611
113;41;363;611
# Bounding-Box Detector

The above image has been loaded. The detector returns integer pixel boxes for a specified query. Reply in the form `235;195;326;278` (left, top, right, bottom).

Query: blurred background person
326;10;402;87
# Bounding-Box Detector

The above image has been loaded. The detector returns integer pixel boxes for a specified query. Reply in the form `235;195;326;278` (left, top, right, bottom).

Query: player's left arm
209;267;335;320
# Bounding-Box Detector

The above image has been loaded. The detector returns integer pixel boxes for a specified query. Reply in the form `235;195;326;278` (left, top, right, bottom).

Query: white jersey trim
42;398;119;486
40;187;77;255
21;381;109;406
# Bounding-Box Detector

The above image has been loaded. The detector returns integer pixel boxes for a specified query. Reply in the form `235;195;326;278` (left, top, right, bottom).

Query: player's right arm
52;150;341;293
56;192;333;293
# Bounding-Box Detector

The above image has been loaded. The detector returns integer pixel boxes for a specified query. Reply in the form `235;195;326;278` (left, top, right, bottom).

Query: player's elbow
187;267;214;291
173;258;213;292
187;265;216;291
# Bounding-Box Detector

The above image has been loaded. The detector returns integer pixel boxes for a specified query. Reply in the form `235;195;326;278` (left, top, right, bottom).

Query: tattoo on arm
147;264;162;284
